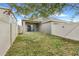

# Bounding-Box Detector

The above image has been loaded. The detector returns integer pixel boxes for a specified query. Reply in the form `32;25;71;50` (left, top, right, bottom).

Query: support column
22;22;27;33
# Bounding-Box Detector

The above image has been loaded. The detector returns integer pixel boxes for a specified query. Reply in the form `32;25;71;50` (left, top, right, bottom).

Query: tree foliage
7;3;79;19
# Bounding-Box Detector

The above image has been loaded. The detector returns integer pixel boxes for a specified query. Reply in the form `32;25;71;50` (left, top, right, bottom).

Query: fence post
10;23;12;45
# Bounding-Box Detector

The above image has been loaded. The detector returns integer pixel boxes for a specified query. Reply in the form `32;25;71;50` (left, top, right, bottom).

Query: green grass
5;32;79;56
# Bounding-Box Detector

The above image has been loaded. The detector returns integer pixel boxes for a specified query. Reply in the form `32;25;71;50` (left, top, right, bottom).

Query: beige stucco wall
0;9;18;55
18;25;23;34
22;21;27;33
51;22;79;41
39;22;51;34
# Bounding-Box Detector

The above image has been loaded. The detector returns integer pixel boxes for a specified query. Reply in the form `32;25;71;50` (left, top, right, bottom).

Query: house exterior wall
39;22;51;34
51;22;79;41
22;21;27;33
0;9;18;55
18;25;23;34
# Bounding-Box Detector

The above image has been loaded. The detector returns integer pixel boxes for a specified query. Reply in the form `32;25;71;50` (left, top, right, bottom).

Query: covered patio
22;20;41;32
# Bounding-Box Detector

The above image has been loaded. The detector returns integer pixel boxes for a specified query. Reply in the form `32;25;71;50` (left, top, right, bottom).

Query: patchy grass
6;32;79;56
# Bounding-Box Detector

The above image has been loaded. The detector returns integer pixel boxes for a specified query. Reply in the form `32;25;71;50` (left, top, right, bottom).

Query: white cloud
58;14;67;17
54;13;67;17
59;14;67;17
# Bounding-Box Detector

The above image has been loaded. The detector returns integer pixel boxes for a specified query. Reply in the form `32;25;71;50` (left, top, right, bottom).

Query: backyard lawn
6;32;79;56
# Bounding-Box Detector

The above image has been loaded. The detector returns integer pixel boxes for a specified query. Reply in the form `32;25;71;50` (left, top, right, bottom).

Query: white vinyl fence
51;22;79;41
0;9;18;55
39;19;79;41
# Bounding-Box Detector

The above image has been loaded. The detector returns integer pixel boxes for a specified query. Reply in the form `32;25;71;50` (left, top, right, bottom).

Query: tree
6;3;79;19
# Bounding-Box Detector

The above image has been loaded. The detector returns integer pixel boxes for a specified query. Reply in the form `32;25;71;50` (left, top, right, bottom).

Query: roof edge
0;7;17;22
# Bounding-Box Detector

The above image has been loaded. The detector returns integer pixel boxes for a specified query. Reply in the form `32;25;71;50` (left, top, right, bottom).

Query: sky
0;3;24;25
0;3;79;25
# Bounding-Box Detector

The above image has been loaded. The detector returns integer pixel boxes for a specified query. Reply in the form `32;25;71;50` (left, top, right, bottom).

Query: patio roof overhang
22;20;41;25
